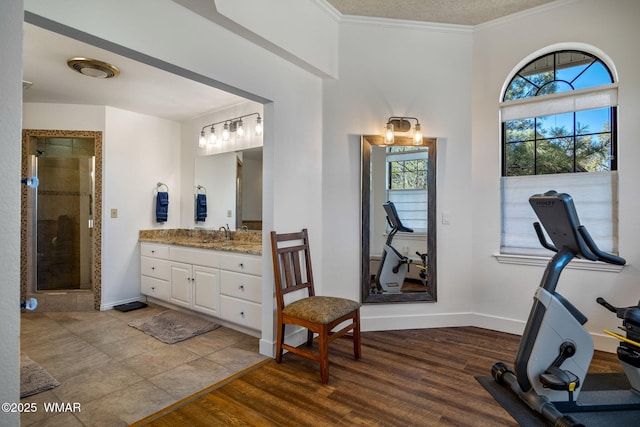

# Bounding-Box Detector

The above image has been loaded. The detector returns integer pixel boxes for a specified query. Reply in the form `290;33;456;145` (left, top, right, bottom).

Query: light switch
442;211;450;225
227;210;232;217
111;208;118;218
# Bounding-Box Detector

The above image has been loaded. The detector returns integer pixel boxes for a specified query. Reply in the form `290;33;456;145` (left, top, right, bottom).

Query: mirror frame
361;135;437;303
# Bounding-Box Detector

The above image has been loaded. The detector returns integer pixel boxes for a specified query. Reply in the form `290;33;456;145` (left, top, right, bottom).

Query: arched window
500;49;618;255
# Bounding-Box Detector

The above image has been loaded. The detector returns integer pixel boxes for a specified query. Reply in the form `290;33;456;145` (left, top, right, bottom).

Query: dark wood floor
133;327;621;426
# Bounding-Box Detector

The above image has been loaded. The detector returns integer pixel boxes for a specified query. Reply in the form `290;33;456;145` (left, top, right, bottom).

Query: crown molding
475;0;579;31
311;0;342;23
339;14;473;35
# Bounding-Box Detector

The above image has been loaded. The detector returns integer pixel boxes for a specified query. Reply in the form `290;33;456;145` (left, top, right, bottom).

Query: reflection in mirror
361;135;436;303
194;147;262;230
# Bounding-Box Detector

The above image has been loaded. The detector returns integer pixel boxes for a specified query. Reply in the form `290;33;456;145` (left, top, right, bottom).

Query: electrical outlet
111;208;118;218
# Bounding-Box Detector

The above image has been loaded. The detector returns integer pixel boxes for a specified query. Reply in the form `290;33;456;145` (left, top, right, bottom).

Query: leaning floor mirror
361;135;437;303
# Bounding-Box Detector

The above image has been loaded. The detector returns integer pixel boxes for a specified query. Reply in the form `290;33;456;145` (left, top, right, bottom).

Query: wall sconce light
384;116;423;145
198;112;263;148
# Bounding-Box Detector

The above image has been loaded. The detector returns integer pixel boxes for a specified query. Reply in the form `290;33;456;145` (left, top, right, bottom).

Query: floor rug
128;310;220;344
20;352;60;398
477;373;640;427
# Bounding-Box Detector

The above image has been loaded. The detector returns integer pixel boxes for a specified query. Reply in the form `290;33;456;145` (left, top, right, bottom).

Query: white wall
102;107;182;307
322;19;475;328
0;0;23;424
471;0;640;350
22;103;182;309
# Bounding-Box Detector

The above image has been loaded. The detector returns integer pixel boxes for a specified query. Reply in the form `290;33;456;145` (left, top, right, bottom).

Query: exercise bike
374;201;427;293
492;190;640;427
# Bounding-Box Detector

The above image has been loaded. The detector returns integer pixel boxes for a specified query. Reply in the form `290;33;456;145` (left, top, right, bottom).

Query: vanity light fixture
198;112;263;147
384;116;424;145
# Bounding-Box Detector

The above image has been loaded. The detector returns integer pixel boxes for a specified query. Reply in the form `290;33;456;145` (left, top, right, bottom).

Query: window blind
500;84;618;122
388;189;428;233
501;171;618;255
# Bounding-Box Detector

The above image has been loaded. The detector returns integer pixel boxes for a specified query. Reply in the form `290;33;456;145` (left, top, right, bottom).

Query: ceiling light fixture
67;57;120;79
384;116;423;145
198;112;263;148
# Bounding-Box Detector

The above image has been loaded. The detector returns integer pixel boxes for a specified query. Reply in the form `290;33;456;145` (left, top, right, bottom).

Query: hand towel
156;191;169;223
195;193;207;222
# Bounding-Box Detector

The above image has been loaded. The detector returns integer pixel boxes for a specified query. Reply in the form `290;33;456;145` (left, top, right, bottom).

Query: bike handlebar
532;222;625;266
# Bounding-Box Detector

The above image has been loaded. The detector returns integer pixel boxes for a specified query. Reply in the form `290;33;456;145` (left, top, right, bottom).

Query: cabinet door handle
151;250;155;254
239;263;244;269
240;311;245;317
239;285;245;291
151;267;155;270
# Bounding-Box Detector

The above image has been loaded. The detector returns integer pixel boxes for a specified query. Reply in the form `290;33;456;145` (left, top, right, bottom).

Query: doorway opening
21;130;103;311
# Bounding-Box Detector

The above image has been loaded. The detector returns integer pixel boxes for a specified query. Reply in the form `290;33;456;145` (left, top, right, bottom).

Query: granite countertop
139;228;262;255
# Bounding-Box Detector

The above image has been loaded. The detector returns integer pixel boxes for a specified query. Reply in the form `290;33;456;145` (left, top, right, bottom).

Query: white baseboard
259;326;312;359
361;311;618;353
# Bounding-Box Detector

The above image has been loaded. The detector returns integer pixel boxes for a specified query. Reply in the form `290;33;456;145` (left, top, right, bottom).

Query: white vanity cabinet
140;243;170;301
168;246;220;316
139;242;262;332
219;253;263;331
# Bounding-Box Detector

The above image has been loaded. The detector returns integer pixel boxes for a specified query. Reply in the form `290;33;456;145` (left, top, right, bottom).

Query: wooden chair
270;228;361;384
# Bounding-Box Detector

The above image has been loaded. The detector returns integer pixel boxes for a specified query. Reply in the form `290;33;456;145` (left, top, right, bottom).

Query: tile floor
20;303;268;426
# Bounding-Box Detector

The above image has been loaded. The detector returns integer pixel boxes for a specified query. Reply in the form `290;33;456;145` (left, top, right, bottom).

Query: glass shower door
35;137;95;291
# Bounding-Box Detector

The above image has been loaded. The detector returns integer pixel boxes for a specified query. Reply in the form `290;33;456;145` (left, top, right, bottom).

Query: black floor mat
113;301;148;312
477;373;640;427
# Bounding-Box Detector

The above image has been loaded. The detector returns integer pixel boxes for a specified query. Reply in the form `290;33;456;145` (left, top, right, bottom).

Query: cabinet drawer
140;243;169;259
220;295;261;330
141;256;170;280
141;276;169;301
220;270;262;303
219;253;262;275
170;246;219;268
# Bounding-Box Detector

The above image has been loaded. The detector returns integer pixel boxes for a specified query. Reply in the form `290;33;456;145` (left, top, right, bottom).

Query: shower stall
33;138;94;290
22;130;102;311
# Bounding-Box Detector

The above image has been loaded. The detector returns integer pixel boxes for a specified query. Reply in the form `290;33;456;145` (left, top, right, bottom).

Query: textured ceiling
326;0;557;26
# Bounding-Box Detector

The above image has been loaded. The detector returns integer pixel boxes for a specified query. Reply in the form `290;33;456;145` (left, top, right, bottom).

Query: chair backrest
270;229;316;310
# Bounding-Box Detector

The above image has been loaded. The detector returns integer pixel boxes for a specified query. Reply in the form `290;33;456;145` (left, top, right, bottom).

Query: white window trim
493;253;625;273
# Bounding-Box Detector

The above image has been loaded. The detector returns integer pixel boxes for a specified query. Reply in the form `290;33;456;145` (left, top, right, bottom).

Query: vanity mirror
361;135;437;303
194;147;262;230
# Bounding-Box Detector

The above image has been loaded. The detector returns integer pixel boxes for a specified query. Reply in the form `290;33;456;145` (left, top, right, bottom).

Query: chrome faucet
219;224;230;241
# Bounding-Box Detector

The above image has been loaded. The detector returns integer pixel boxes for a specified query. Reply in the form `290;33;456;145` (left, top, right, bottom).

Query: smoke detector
67;57;120;79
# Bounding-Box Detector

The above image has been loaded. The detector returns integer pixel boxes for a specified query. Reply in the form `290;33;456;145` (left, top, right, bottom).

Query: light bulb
384;122;394;145
207;126;217;145
198;130;206;148
222;122;230;141
255;116;263;136
413;123;423;145
236;119;244;137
